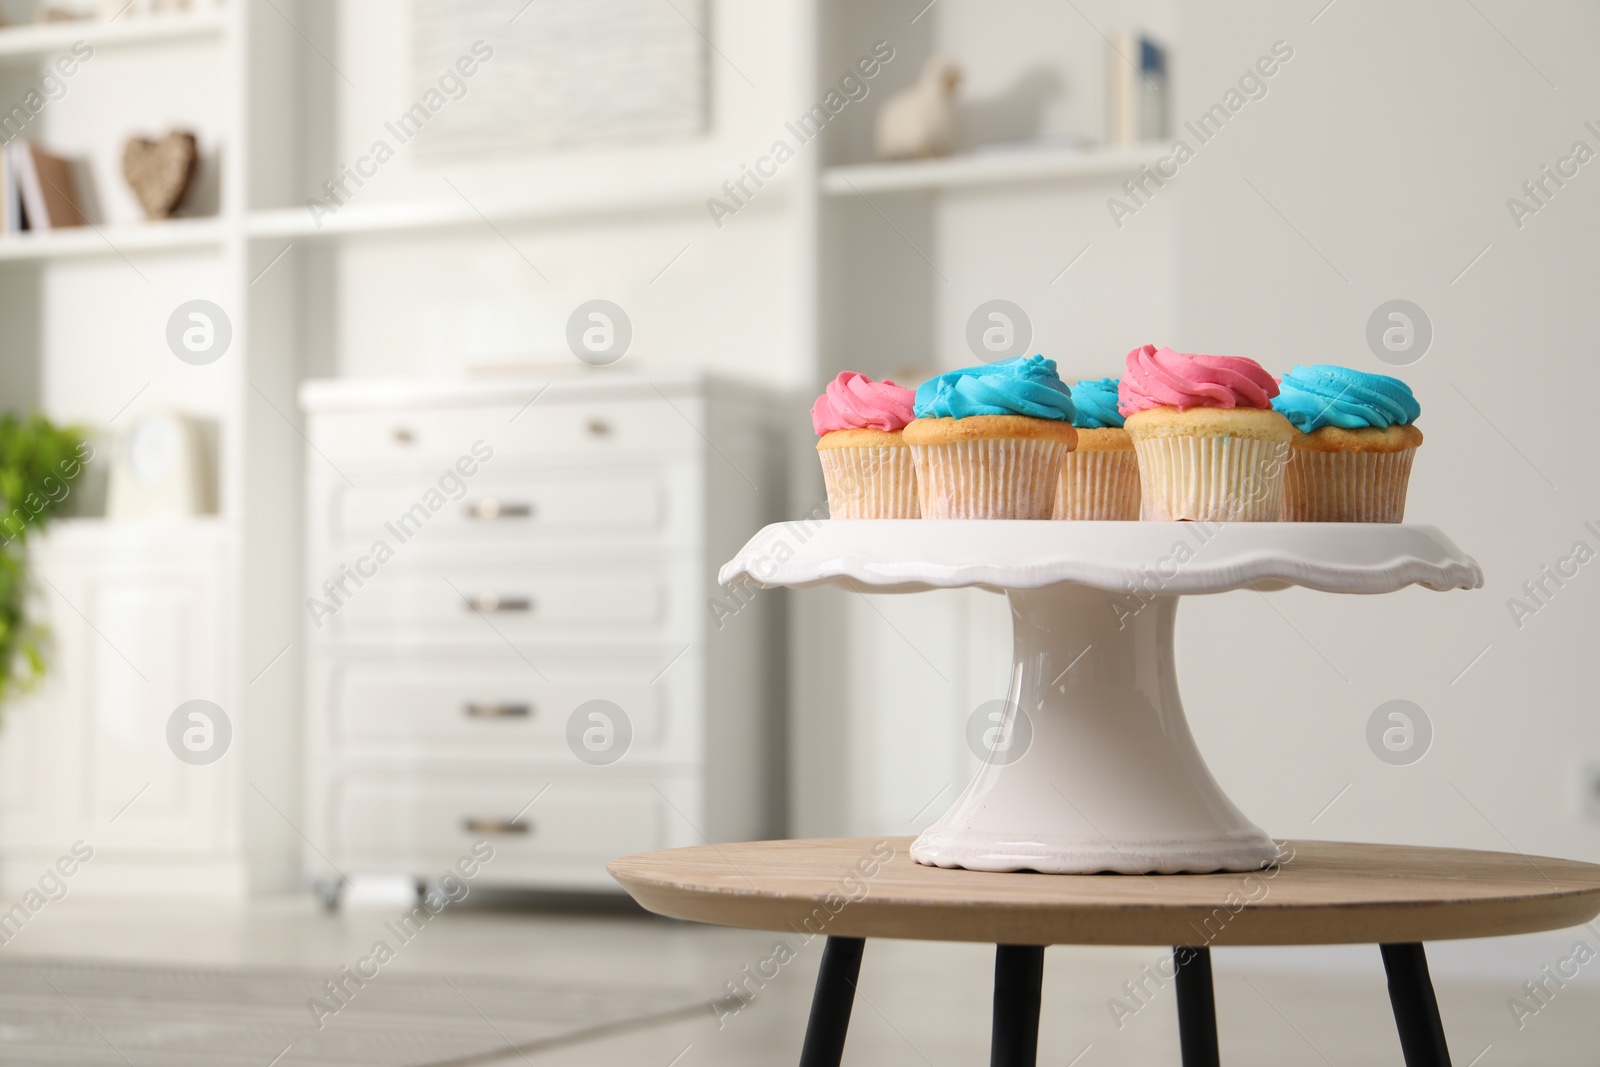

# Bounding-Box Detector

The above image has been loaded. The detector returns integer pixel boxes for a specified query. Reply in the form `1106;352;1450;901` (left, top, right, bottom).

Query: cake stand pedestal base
910;584;1280;875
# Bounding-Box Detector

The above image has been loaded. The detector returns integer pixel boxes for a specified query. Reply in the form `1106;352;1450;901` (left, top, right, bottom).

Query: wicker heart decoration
121;131;198;220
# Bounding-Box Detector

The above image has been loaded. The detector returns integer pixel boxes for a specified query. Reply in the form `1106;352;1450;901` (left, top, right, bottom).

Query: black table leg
991;944;1046;1067
1381;942;1453;1067
1174;946;1220;1067
799;936;865;1067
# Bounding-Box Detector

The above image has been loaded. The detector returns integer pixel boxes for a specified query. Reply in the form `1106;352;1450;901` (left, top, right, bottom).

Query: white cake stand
719;521;1483;875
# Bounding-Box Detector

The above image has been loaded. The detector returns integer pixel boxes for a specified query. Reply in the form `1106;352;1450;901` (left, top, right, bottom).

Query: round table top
608;838;1600;947
717;521;1483;596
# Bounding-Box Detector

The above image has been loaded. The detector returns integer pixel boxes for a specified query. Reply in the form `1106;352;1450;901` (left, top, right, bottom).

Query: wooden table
610;838;1600;1067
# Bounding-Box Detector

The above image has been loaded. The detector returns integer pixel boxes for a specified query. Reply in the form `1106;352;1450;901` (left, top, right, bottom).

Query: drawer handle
586;418;612;438
391;426;416;444
464;702;532;719
468;499;534;521
462;817;532;835
462;593;532;613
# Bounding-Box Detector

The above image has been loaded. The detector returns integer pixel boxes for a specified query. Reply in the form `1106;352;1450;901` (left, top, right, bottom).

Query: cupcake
1119;345;1294;522
1054;377;1141;520
1273;365;1423;522
902;355;1078;519
811;372;920;519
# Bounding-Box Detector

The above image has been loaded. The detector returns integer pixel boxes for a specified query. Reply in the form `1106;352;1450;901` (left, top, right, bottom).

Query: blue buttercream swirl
1272;365;1420;432
914;355;1076;421
1068;377;1124;428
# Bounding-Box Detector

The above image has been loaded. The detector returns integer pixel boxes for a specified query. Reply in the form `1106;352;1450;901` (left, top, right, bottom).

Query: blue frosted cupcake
1053;377;1141;520
902;355;1078;518
1273;365;1422;522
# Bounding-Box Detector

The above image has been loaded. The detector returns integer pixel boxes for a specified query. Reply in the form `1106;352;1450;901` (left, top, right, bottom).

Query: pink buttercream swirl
1117;345;1279;415
811;372;916;435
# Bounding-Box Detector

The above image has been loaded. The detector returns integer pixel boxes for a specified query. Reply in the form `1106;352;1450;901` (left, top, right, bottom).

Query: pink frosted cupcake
1118;345;1295;521
811;372;920;519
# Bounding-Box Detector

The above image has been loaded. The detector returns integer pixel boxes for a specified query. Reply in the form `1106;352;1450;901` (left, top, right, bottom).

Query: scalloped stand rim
718;520;1483;596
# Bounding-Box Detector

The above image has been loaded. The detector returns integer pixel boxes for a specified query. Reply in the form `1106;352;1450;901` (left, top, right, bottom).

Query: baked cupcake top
1272;365;1420;432
1068;377;1125;428
914;355;1076;421
1118;344;1278;415
811;372;916;435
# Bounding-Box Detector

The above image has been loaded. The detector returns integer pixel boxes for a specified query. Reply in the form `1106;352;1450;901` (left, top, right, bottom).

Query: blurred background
0;0;1596;1064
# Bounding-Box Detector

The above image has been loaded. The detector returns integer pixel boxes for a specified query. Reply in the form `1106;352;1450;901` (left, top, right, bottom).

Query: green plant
0;413;90;706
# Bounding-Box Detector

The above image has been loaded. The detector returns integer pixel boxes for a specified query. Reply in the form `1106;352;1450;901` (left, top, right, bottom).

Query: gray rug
0;958;711;1066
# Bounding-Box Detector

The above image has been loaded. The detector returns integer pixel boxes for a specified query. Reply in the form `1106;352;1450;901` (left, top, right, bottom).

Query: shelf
0;217;225;262
821;144;1168;196
0;10;227;60
247;176;773;242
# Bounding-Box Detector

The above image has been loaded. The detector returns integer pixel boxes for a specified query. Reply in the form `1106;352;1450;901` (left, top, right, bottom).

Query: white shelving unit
0;0;1182;890
0;0;299;896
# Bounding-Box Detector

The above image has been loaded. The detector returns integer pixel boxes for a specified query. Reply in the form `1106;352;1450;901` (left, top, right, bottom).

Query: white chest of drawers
299;376;788;894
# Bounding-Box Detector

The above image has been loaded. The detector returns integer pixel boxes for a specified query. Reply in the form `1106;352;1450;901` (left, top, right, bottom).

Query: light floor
4;889;1598;1066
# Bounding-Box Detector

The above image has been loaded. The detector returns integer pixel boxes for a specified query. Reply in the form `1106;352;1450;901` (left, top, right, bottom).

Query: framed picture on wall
411;0;709;156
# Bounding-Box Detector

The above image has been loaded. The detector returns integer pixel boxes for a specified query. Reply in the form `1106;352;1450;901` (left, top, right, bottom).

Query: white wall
1169;1;1600;862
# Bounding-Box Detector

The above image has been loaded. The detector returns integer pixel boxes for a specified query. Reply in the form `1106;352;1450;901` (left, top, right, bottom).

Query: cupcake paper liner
910;438;1068;519
819;446;921;519
1132;435;1290;522
1282;447;1416;523
1053;450;1142;521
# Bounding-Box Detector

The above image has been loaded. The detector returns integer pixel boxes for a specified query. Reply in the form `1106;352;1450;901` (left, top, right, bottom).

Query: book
8;141;87;232
0;145;12;236
1138;37;1168;142
1106;32;1168;146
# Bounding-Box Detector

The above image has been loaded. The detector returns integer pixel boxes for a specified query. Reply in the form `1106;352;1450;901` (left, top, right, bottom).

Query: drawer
320;563;674;641
324;471;676;548
310;397;702;465
322;658;682;758
330;777;671;872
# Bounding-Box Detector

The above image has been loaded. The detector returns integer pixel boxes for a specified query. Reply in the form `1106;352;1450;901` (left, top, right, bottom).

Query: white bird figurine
875;56;963;161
